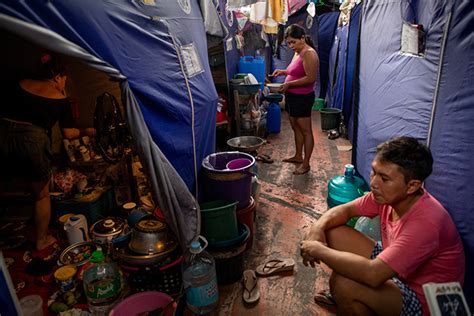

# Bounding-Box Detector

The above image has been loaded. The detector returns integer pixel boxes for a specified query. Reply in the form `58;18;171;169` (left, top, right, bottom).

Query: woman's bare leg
294;117;313;174
31;179;56;250
283;116;304;163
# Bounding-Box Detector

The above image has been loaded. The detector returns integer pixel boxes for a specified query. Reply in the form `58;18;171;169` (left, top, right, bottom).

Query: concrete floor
213;110;352;315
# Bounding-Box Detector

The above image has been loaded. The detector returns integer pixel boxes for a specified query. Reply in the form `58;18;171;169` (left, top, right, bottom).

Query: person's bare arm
301;241;397;287
307;200;359;244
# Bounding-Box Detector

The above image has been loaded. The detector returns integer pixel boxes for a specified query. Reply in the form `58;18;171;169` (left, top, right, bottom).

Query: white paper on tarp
199;0;228;37
180;43;204;78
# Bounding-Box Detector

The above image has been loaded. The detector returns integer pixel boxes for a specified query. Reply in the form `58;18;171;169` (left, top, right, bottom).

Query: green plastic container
200;200;239;243
320;108;342;131
312;98;325;110
327;164;369;227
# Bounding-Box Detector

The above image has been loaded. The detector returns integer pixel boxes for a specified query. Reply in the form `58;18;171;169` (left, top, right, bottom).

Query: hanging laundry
249;0;289;34
338;0;357;26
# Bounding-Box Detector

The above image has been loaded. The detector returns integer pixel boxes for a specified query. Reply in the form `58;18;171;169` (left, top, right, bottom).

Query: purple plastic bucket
202;152;255;209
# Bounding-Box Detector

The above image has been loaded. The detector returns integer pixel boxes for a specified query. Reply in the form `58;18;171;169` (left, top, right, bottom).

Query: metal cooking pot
129;219;168;255
90;217;126;245
227;136;266;153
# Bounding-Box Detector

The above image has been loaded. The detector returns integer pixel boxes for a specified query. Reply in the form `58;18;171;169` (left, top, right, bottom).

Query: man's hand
307;224;327;244
300;240;326;268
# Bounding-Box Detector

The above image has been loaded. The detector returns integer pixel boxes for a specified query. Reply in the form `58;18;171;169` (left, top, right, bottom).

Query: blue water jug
327;164;369;227
267;102;281;133
238;56;265;89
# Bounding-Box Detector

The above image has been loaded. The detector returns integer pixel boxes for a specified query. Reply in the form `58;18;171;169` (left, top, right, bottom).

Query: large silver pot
129;219;168;255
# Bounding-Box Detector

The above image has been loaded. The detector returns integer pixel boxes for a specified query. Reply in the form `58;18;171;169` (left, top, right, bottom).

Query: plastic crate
52;187;115;226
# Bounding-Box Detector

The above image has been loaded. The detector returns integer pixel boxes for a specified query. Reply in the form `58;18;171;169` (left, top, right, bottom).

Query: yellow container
54;265;77;292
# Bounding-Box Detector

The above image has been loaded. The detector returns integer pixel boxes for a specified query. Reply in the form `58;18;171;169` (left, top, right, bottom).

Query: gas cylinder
327;164;369;227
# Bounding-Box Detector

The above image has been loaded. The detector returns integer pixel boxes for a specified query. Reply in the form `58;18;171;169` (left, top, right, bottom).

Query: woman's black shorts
0;119;52;182
285;91;315;118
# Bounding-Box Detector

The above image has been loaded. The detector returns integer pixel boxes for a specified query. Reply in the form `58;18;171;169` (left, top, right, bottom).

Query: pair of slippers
242;258;296;304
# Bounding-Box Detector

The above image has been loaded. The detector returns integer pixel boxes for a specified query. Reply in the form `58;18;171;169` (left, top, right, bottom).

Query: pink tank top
285;50;315;94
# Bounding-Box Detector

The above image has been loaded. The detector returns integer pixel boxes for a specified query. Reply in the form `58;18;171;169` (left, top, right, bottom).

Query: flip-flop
256;154;273;163
314;291;337;308
242;270;260;304
256;258;295;276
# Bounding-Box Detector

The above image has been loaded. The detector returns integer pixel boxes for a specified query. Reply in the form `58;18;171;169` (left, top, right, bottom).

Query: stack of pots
200;152;258;284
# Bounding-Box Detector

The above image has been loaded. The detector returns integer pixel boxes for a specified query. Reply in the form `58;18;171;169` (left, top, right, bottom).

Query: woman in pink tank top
272;24;319;175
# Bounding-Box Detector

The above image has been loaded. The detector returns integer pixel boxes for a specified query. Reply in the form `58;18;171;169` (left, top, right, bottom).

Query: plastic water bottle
327;164;369;227
83;250;122;315
182;236;219;314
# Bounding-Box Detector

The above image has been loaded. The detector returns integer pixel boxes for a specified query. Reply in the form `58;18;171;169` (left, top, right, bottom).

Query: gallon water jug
327;164;369;227
267;102;281;133
238;56;265;89
64;215;89;245
83;250;122;315
182;236;219;315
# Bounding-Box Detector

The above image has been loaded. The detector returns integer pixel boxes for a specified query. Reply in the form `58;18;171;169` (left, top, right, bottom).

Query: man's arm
307;200;360;243
302;241;397;287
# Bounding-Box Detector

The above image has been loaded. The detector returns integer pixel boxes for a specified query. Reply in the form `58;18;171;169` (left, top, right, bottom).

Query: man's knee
325;225;348;248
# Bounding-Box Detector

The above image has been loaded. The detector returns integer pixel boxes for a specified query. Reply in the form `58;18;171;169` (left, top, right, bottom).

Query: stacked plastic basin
238;56;265;90
201;152;258;284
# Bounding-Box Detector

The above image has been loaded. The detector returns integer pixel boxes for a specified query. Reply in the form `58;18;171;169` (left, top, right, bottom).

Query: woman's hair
284;24;315;49
376;136;433;182
35;53;67;79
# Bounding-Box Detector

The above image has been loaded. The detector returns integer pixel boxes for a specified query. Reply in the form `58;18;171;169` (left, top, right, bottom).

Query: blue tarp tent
0;0;221;246
356;0;474;308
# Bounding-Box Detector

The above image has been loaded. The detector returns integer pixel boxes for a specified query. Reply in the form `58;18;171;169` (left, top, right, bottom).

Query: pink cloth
285;52;314;94
354;191;465;315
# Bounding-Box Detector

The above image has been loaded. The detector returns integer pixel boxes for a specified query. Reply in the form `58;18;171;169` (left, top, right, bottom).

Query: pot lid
92;217;125;236
136;219;166;233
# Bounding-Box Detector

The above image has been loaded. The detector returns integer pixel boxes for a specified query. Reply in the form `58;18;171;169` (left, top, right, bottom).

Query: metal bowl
59;241;97;267
120;239;178;266
227;136;266;153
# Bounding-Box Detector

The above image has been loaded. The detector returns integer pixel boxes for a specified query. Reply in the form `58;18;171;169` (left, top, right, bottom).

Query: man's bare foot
283;156;303;163
36;234;57;251
293;165;311;175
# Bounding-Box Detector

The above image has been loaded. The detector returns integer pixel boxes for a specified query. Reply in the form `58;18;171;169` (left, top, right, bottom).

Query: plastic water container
20;295;43;316
327;164;369;227
267;102;281;133
238;56;265;89
182;237;219;314
83;250;122;315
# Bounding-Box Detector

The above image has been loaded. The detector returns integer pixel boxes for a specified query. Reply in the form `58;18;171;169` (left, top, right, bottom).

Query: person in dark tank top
0;53;93;256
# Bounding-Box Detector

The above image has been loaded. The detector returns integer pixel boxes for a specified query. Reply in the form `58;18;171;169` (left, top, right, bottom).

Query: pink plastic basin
226;158;252;170
109;291;175;316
